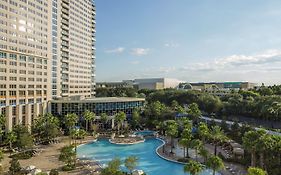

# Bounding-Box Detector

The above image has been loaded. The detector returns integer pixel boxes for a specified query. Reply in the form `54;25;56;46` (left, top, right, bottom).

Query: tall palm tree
65;113;78;144
100;113;108;130
190;139;203;161
115;112;126;135
210;126;227;155
256;133;272;169
179;138;190;158
180;128;192;157
166;120;178;153
199;147;209;163
206;155;225;175
243;130;266;167
198;122;209;144
186;103;202;123
183;160;204;175
83;110;95;131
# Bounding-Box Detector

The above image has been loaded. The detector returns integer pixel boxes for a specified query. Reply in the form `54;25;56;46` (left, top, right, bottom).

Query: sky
95;0;281;85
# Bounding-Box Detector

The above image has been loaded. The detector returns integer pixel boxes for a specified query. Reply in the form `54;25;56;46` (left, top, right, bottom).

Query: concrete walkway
157;137;247;175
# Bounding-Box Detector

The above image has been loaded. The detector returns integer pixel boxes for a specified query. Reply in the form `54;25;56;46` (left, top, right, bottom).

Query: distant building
178;82;257;96
96;82;133;89
97;78;182;90
133;78;182;90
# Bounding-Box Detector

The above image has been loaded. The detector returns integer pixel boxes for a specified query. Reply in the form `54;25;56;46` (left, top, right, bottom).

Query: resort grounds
1;136;101;175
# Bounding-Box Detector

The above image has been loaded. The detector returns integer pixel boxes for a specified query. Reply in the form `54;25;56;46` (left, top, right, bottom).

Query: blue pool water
77;138;214;175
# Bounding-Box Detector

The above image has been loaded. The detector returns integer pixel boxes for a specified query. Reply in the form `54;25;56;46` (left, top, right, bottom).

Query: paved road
200;116;281;136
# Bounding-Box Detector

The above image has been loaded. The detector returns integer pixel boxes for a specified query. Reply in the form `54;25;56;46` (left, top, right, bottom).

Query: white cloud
183;49;281;72
164;41;180;48
130;60;140;65
105;47;125;54
131;48;150;56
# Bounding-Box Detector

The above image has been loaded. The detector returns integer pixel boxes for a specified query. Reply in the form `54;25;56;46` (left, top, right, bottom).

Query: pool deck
1;136;101;175
155;136;247;175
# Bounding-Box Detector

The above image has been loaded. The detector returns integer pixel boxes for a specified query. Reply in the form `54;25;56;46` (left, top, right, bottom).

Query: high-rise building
0;0;96;131
51;0;96;98
0;0;53;131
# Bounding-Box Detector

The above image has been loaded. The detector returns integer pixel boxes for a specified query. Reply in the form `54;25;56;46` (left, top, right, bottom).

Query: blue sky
95;0;281;85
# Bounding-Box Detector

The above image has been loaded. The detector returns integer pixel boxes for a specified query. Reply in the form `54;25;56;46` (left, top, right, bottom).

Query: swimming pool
77;138;214;175
134;130;155;136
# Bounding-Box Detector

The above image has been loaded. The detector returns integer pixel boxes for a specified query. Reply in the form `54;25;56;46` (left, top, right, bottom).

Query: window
9;77;17;81
0;52;7;58
9;53;17;60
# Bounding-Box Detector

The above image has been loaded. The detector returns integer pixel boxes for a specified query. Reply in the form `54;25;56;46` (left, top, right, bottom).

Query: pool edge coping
155;138;187;165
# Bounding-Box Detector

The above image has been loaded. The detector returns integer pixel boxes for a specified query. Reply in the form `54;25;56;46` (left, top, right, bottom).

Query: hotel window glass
9;77;17;81
9;53;17;60
0;52;7;58
9;100;16;105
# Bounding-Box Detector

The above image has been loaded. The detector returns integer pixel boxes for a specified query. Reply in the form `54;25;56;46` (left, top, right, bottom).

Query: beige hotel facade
0;0;96;131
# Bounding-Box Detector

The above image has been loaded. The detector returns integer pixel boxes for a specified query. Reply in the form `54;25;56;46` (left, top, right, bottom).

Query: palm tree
65;113;78;144
6;131;17;151
199;147;209;163
198;122;209;144
83;110;95;131
247;167;267;175
180;128;192;157
166;120;178;153
210;126;227;155
100;113;108;130
183;160;204;175
190;139;203;161
243;130;266;167
187;103;202;123
256;133;272;169
206;155;225;175
124;156;138;174
65;113;79;129
115;112;126;135
179;138;190;158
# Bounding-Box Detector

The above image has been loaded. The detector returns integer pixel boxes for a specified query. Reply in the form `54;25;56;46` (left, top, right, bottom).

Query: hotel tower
0;0;96;131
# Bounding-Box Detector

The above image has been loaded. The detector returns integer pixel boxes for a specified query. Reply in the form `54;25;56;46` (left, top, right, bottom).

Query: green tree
190;139;203;161
243;130;266;167
247;167;267;175
209;126;227;156
101;157;123;175
65;113;78;130
83;110;95;131
198;122;209;144
124;156;138;174
206;155;225;175
115;112;126;135
256;133;273;169
6;131;17;151
13;125;33;149
187;103;202;122
180;128;192;158
100;113;108;130
65;113;78;144
199;147;209;163
183;160;204;175
131;109;140;129
33;113;60;142
166;120;178;153
9;158;21;175
0;114;5;141
59;145;76;169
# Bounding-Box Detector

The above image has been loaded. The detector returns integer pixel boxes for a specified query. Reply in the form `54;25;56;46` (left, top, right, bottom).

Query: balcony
62;14;69;20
